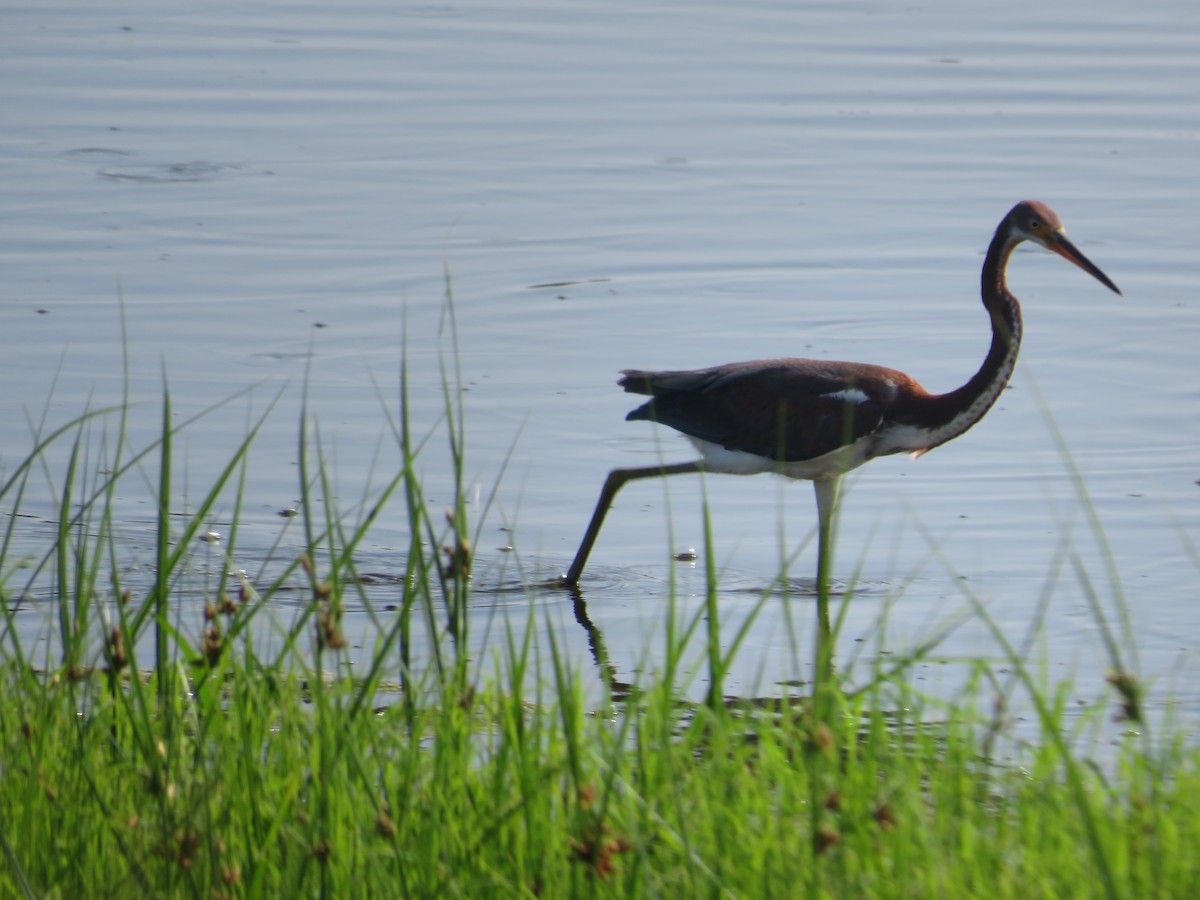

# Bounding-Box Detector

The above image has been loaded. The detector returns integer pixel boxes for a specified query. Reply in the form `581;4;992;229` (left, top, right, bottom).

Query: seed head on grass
804;720;835;757
578;783;597;809
318;606;346;651
200;622;223;666
375;809;396;839
815;824;841;854
106;627;128;672
441;509;472;579
162;828;200;869
568;823;634;881
1106;670;1142;724
312;839;333;865
873;804;898;831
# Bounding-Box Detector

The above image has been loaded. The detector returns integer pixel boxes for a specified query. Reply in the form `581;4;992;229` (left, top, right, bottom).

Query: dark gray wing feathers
619;360;897;463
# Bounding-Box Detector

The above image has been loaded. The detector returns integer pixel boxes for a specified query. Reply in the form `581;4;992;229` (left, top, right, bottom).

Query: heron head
1008;200;1122;296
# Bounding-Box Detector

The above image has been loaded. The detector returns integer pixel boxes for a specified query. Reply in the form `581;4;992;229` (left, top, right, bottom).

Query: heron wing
620;359;907;462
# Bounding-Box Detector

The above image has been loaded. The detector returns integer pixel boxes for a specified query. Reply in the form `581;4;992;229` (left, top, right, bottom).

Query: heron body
620;358;973;481
559;201;1122;640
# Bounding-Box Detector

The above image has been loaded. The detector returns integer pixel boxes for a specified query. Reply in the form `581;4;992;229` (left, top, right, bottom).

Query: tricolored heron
559;201;1121;660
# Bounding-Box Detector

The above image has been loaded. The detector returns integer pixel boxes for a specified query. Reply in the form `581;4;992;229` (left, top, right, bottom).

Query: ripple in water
98;161;242;184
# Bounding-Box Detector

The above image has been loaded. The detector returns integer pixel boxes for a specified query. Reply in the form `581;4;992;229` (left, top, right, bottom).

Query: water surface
2;0;1198;742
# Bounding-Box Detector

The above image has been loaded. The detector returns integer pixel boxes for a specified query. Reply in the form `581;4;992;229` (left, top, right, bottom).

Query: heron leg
812;476;841;685
560;461;703;586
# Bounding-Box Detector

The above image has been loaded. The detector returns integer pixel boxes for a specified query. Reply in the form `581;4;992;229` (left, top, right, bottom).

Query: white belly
686;436;878;482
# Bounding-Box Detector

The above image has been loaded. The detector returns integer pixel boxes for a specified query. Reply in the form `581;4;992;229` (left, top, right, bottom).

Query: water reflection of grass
2;345;1198;898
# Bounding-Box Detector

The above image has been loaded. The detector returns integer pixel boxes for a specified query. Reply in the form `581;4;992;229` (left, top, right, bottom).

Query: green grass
2;322;1199;898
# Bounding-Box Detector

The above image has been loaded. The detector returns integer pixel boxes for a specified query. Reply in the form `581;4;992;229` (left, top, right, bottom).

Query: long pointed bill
1048;232;1123;296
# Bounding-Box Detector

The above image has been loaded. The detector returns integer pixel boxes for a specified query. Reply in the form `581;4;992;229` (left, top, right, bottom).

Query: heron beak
1047;231;1123;296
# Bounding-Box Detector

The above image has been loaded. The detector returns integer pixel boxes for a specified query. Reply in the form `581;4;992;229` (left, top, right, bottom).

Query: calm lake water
3;1;1198;744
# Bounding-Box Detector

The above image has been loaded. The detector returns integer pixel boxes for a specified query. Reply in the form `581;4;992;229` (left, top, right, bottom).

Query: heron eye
1028;218;1041;231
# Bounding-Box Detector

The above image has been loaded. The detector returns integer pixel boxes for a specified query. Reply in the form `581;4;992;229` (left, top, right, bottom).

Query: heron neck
917;230;1024;446
972;229;1024;394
